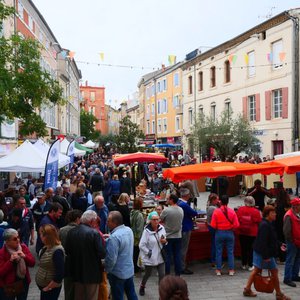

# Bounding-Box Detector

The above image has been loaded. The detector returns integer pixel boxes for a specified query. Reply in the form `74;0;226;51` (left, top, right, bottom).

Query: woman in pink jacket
211;195;239;276
237;196;262;271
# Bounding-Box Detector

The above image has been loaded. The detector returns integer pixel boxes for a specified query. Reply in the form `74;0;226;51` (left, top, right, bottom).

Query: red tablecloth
186;223;241;262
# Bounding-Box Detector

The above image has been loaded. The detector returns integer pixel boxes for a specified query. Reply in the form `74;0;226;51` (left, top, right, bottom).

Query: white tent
0;140;47;172
82;140;96;148
275;151;300;159
34;139;70;168
59;138;85;156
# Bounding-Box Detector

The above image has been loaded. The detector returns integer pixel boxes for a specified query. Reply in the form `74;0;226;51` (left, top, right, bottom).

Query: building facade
181;10;300;158
80;82;107;135
107;105;120;135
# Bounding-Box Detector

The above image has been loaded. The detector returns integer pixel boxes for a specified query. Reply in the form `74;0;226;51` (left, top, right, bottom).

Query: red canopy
261;156;300;174
163;162;283;183
113;152;167;165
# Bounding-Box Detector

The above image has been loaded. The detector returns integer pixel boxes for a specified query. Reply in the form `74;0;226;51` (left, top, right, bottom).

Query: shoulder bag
154;233;167;262
3;280;24;297
253;270;274;293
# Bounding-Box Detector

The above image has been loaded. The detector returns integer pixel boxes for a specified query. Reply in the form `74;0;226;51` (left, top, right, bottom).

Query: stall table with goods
186;215;241;262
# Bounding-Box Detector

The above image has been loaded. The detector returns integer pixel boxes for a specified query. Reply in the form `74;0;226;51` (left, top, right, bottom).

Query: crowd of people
0;148;299;300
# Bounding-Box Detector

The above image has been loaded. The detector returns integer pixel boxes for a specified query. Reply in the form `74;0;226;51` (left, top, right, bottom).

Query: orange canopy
113;152;167;165
261;156;300;174
163;162;283;183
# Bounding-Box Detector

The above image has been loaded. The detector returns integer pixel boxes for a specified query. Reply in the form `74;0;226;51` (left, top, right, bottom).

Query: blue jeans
284;241;300;281
165;238;182;276
208;225;216;264
215;230;235;270
107;273;138;300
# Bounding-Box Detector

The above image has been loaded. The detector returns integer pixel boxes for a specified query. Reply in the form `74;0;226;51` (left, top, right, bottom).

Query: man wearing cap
283;198;300;287
178;188;198;274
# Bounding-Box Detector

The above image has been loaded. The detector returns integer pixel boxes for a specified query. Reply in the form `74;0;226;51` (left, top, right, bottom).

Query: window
248;95;256;121
210;66;216;87
174;73;179;86
28;16;34;31
225;100;231;117
163;79;167;91
188;107;193;125
175;116;180;132
147;104;150;114
18;1;24;19
173;95;180;108
90;91;95;102
157;101;161;114
188;76;193;94
198;105;204;117
151;103;155;115
224;60;230;83
81;91;85;99
198;71;203;91
151;85;155;96
211;103;216;121
157;82;161;93
152;120;155;134
248;51;255;77
163;118;167;133
272;40;283;69
147;121;150;134
158;119;162;133
162;99;167;113
273;89;282;118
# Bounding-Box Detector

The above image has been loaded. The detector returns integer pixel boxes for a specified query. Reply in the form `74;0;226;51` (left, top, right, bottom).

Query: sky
33;0;300;107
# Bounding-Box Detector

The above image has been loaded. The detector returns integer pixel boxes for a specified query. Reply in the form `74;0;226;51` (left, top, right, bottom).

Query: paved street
27;193;300;299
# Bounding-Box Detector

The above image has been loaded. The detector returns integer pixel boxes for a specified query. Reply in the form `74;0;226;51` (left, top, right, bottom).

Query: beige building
107;105;120;135
182;10;300;158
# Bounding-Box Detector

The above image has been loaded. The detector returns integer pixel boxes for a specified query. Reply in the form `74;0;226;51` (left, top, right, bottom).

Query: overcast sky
33;0;300;107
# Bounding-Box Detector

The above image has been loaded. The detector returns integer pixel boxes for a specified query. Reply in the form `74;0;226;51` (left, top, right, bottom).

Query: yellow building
140;63;183;145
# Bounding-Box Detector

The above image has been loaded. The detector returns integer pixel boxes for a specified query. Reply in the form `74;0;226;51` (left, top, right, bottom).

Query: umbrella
152;143;176;148
163;162;283;183
261;156;300;174
75;142;94;154
114;152;168;165
82;140;96;148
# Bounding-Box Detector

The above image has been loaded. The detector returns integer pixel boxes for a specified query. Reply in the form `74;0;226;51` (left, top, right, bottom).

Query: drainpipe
154;78;157;143
288;12;299;151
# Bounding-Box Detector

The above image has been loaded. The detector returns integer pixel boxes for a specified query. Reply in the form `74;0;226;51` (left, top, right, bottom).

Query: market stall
113;152;167;165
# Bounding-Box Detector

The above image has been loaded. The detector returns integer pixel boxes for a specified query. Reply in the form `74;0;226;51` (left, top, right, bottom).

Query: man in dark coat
65;210;106;300
89;168;105;199
120;171;132;195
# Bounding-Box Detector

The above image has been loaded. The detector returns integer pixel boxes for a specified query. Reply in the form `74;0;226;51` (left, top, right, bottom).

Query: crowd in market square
0;146;299;300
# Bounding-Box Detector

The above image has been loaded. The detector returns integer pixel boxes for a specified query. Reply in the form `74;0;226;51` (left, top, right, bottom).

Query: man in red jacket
283;198;300;287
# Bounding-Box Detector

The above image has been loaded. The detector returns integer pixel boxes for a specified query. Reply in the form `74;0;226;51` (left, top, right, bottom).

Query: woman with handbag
138;211;167;296
243;205;290;299
0;228;35;300
35;224;65;300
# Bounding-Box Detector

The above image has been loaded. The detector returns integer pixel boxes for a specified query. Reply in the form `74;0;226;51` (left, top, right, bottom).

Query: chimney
161;64;165;71
85;80;88;86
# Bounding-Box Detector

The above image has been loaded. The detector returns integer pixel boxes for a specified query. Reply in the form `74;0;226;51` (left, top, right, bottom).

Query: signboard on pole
44;139;60;190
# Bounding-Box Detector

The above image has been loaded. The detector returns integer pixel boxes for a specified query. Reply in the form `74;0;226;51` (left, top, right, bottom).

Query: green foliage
191;109;260;161
0;2;63;136
98;133;118;147
80;109;101;141
116;115;144;153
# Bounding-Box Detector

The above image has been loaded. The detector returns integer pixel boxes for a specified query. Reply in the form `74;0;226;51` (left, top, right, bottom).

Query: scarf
6;244;27;279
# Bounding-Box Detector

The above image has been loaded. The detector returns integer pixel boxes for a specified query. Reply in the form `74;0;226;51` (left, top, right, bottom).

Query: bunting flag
228;54;233;64
44;139;60;191
68;51;75;59
100;52;105;62
168;55;176;65
232;55;237;64
244;54;249;65
267;52;273;63
279;52;286;62
52;50;57;59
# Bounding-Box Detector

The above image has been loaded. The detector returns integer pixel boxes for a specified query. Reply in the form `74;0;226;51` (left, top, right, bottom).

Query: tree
80;109;101;141
116;116;144;153
0;2;63;136
191;109;261;161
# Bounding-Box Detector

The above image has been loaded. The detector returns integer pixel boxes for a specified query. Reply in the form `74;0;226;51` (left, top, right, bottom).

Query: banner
67;140;75;170
44;139;60;191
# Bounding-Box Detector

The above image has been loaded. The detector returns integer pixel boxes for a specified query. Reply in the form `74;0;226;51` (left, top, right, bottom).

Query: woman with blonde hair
36;224;65;300
116;193;131;227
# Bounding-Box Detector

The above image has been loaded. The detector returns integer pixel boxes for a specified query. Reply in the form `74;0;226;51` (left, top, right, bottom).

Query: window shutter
265;91;271;120
282;87;288;119
242;97;248;118
255;93;260;122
